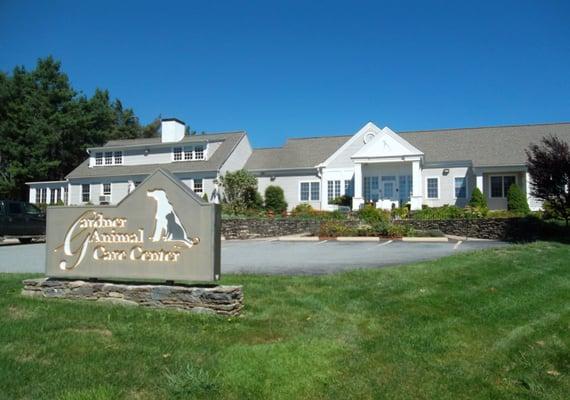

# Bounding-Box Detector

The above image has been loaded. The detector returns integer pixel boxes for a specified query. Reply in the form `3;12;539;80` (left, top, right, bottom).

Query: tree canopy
0;56;157;199
526;135;570;225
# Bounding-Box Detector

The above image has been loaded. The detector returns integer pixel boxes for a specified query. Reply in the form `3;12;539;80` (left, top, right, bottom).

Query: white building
28;119;570;212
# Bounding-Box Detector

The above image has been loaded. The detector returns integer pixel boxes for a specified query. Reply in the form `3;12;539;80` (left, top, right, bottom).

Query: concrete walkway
0;238;507;275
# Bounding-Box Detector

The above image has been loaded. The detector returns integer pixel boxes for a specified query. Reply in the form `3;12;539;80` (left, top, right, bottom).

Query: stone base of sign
21;278;243;316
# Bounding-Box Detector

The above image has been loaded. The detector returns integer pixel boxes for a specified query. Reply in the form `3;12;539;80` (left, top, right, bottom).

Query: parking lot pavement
0;238;508;275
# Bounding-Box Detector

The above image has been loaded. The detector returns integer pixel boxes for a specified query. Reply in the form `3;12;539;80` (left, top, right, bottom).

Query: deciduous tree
526;135;570;226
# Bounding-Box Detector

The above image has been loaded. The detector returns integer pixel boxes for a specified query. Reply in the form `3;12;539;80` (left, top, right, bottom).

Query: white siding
256;172;322;210
177;172;217;201
421;166;471;208
219;135;252;174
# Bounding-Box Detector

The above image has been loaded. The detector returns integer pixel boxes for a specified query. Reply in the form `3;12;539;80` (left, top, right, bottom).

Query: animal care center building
27;119;570;212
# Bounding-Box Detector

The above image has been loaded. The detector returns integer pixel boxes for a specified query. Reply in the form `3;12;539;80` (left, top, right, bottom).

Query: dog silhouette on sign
147;190;199;248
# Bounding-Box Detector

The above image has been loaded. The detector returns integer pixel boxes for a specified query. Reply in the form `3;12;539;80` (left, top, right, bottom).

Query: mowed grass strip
0;242;568;399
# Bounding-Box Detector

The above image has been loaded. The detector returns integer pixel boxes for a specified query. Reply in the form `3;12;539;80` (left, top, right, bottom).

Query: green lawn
1;242;569;400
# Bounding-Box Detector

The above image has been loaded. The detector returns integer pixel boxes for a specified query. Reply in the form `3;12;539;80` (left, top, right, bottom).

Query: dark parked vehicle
0;200;46;244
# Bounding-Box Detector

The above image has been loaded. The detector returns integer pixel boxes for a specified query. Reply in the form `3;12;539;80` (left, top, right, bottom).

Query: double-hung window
95;152;103;166
363;177;379;202
344;179;353;196
40;188;47;204
82;184;90;203
194;145;204;160
173;147;183;161
300;182;320;202
454;177;467;198
427;178;439;199
327;180;341;202
114;151;122;165
184;147;193;160
35;189;40;204
490;175;516;198
103;183;111;196
104;152;113;165
193;179;203;194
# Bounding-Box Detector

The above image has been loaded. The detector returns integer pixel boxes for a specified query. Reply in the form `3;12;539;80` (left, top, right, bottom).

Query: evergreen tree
468;187;488;209
264;185;288;213
0;57;145;199
506;184;530;214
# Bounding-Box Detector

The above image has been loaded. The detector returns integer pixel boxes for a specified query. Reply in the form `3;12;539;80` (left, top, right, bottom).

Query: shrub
411;205;466;220
330;195;352;207
469;187;488;210
253;191;264;210
318;221;357;237
507;184;530;214
357;204;390;224
391;205;410;219
219;169;259;214
264;185;288;213
202;193;209;202
371;221;412;237
291;203;314;217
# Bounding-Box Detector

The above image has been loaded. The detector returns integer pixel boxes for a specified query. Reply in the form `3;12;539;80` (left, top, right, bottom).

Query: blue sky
1;0;569;148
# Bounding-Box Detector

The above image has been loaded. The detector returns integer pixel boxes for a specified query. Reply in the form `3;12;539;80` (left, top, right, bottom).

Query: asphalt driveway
0;238;507;275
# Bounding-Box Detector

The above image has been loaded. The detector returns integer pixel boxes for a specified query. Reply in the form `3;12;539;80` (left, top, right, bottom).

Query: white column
29;187;36;203
352;162;364;210
410;160;422;210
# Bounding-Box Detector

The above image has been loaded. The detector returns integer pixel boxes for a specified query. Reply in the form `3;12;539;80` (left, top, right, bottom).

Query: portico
352;158;423;210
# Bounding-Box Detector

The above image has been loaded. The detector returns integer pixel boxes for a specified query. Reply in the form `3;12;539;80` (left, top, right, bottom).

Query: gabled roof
66;131;246;179
351;126;423;159
245;135;351;170
400;122;570;167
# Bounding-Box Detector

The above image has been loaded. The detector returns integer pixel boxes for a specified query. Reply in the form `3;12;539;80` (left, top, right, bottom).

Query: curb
401;237;449;242
335;237;381;242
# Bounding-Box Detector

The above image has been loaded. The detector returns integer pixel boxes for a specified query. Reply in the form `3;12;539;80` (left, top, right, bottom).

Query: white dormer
161;118;185;143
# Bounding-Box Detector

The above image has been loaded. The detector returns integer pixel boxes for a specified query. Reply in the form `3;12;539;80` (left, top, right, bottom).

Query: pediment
351;127;423;159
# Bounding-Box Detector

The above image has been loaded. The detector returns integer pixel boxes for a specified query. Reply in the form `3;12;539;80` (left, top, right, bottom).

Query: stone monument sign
45;169;221;282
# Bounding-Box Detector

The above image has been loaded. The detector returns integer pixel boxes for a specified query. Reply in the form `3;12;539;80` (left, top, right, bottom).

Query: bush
330;195;352;207
391;205;410;219
219;169;259;214
264;185;288;213
411;205;466;220
318;221;357;237
357;204;390;224
507;184;530;215
371;221;412;237
469;187;488;210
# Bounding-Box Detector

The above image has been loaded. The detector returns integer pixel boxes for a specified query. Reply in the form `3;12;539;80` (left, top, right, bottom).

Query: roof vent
161;118;185;143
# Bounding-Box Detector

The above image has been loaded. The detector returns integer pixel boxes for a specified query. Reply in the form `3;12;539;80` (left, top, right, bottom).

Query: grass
1;242;569;399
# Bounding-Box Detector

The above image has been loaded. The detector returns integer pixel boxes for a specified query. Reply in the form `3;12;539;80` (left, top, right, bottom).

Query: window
184;147;193;160
503;176;516;197
455;177;467;198
193;179;203;194
95;152;103;166
427;178;439;199
82;184;90;203
300;182;310;201
64;187;68;204
310;182;320;201
40;188;47;204
344;179;353;196
23;203;41;215
300;182;320;201
399;175;412;203
173;147;182;161
490;175;516;198
114;151;122;165
327;180;341;202
363;177;379;202
134;181;141;187
49;189;56;204
103;183;111;196
35;189;40;204
8;202;23;214
105;152;113;165
194;145;204;160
